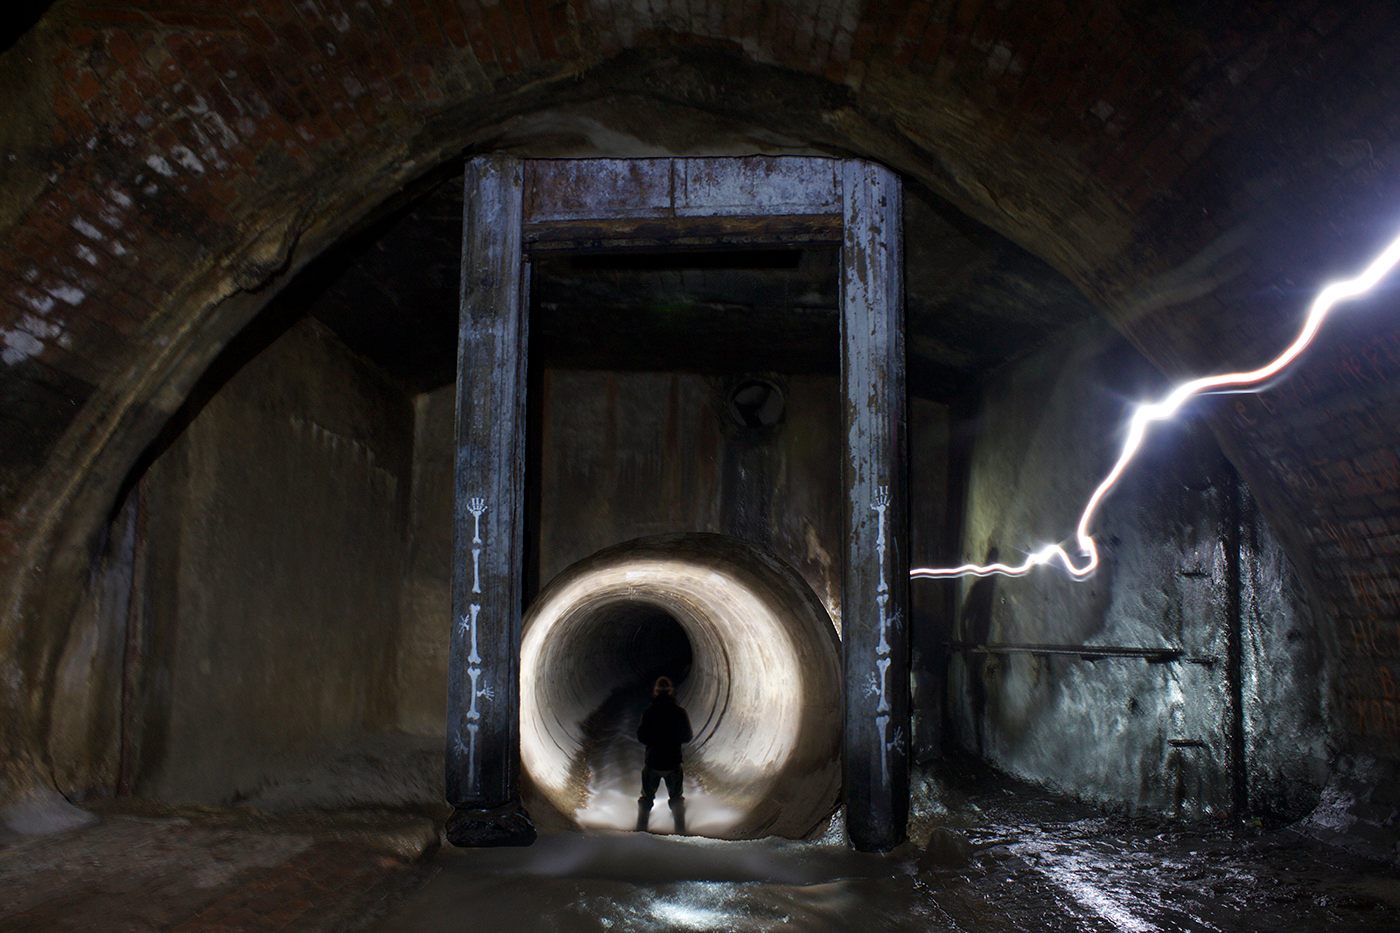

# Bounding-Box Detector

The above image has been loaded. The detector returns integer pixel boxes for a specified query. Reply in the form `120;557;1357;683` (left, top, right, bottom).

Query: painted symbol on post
465;722;480;786
467;665;490;722
870;483;896;787
468;497;488;544
462;495;490;796
876;593;891;656
871;486;890;594
876;656;892;715
466;604;482;666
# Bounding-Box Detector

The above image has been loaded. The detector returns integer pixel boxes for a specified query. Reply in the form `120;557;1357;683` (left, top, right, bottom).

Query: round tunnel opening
520;534;842;840
579;601;694;699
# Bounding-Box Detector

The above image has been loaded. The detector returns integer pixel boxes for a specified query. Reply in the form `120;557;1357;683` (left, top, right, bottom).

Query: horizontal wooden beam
523;156;843;243
523;213;842;252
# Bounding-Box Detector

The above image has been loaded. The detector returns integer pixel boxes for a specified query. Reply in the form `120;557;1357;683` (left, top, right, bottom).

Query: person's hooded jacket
637;693;693;770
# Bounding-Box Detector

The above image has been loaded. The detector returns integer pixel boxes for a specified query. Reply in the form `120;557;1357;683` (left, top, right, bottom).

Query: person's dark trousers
636;767;686;833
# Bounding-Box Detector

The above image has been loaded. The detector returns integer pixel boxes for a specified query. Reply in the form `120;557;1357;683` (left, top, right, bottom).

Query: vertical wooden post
446;155;536;847
840;160;909;852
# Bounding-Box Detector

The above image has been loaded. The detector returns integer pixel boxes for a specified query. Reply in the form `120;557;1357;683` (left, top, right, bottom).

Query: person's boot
635;798;653;832
669;797;686;835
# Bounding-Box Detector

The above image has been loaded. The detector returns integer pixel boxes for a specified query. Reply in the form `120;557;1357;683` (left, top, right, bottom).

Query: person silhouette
635;675;693;834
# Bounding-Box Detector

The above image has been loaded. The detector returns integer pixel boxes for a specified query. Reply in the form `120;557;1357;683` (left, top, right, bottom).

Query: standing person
635;676;693;834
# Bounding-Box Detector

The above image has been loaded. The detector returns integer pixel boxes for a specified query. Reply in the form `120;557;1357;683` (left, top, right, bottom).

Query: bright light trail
910;228;1400;581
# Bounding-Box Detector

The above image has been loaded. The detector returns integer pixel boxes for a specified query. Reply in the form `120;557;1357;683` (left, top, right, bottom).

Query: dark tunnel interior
567;601;695;707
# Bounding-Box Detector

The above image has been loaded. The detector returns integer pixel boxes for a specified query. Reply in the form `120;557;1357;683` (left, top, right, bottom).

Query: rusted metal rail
946;641;1218;664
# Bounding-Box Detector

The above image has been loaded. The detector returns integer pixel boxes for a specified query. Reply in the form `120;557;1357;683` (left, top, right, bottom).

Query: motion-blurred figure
635;676;693;834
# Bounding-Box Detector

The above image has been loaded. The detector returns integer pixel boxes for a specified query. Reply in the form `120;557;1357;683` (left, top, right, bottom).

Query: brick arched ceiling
3;1;1400;795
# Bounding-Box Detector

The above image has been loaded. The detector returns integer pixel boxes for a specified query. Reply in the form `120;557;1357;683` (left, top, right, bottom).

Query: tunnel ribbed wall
520;534;842;839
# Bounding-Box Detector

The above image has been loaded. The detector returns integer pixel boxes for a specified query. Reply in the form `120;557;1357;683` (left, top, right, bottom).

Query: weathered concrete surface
537;370;843;621
45;486;139;801
127;318;413;803
398;367;847;744
948;319;1326;818
398;388;457;736
447;154;528;819
908;399;954;760
0;805;437;930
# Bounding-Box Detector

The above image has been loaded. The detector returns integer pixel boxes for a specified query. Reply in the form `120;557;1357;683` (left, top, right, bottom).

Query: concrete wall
535;370;842;619
908;398;954;760
398;387;456;736
47;489;141;801
396;367;879;737
128;319;412;803
948;321;1327;818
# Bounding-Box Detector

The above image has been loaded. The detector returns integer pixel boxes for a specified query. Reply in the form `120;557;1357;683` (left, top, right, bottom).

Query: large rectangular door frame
449;155;909;851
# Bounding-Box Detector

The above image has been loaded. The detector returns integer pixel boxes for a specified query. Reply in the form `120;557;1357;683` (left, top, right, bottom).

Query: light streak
910;228;1400;581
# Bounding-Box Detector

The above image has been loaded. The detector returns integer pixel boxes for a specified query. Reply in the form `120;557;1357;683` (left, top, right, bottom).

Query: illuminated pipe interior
520;535;842;839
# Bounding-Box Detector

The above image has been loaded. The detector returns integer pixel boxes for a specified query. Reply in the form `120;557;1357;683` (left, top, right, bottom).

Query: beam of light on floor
910;228;1400;581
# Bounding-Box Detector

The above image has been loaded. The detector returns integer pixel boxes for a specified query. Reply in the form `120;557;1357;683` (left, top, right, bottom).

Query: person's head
652;676;674;698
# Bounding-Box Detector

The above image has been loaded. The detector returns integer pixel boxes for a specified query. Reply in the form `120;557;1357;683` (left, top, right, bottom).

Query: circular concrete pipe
520;534;842;839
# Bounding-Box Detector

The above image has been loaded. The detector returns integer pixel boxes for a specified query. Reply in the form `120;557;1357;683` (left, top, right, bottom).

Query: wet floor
5;748;1399;930
382;759;1400;932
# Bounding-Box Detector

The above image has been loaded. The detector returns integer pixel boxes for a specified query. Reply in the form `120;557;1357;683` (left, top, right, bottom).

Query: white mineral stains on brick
145;154;176;177
18;288;54;314
45;284;86;306
71;218;104;241
987;43;1024;76
171;146;205;174
1;313;65;365
192;106;239;149
1;328;43;364
19;314;62;340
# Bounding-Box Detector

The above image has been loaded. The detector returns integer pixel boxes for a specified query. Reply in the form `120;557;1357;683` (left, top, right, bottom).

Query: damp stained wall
398;386;456;736
124;319;412;803
535;369;842;622
948;320;1327;817
908;397;954;761
396;366;934;738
